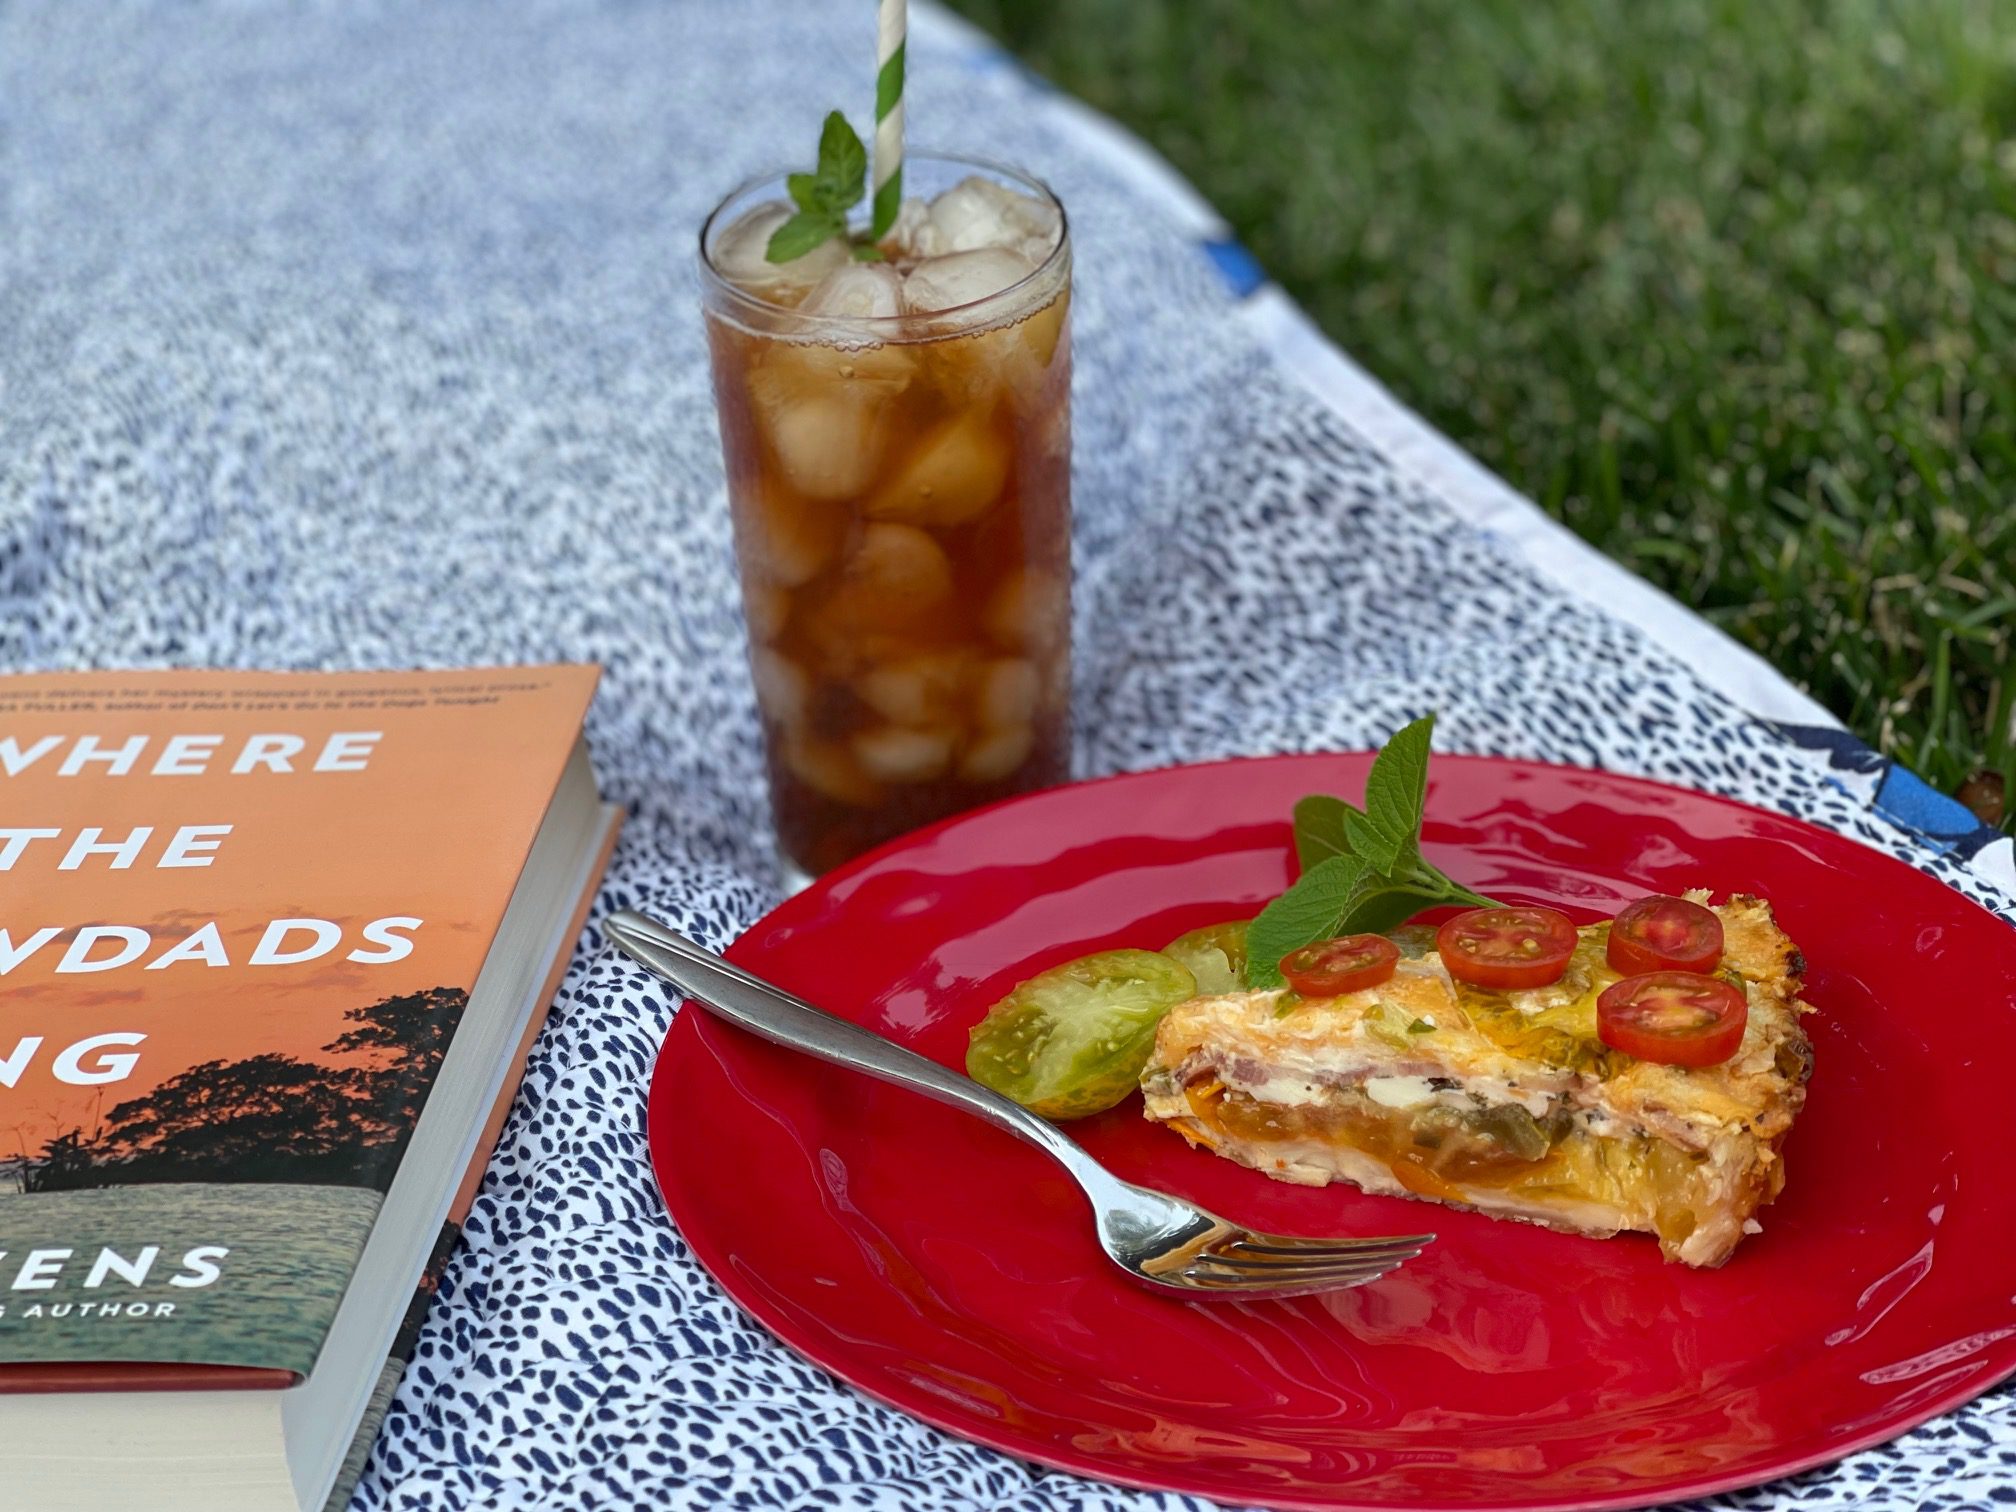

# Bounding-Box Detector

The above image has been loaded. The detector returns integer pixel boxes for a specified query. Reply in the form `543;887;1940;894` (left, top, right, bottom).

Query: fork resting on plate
607;909;1430;1300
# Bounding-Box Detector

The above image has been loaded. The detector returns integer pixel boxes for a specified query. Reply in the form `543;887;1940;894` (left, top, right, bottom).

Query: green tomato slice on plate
1161;920;1250;996
965;949;1198;1120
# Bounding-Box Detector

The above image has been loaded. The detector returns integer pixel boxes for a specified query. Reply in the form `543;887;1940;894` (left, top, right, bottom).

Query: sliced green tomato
965;949;1198;1120
1161;920;1251;996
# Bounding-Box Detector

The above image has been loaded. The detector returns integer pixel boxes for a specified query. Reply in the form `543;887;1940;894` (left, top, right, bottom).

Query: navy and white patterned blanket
5;3;2012;1509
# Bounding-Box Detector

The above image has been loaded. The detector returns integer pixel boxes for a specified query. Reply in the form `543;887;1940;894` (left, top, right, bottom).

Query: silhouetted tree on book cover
24;987;468;1192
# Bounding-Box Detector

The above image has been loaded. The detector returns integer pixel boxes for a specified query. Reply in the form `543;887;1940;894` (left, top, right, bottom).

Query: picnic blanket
5;3;2013;1509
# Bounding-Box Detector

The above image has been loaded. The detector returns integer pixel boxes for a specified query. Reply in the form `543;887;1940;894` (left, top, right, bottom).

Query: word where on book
1;729;383;779
4;719;418;1095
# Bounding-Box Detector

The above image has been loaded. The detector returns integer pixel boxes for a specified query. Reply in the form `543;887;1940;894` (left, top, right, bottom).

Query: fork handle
607;910;1100;1177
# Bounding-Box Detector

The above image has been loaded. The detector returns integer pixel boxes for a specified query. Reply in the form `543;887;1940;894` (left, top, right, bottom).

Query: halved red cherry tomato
1597;971;1747;1067
1608;894;1724;976
1279;934;1400;996
1436;906;1578;989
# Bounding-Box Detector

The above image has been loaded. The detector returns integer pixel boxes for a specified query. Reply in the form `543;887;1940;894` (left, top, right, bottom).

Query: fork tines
1182;1232;1433;1291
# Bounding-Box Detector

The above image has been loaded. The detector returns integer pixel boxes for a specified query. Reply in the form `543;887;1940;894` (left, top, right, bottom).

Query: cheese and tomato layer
1139;893;1813;1267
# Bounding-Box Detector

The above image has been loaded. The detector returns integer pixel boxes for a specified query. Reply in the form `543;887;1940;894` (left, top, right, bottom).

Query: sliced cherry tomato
1608;894;1724;975
1279;934;1400;997
1597;970;1748;1067
1436;906;1579;989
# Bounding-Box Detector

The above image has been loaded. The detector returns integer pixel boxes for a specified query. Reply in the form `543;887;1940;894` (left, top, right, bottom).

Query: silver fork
607;909;1431;1301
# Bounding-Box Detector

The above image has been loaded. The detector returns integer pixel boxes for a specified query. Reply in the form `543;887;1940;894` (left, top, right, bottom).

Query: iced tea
699;156;1072;881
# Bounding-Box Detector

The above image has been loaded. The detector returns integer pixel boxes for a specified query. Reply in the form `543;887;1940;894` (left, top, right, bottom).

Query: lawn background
947;0;2014;828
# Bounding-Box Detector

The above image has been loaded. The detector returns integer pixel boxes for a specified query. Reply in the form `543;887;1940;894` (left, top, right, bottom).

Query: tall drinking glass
699;153;1072;884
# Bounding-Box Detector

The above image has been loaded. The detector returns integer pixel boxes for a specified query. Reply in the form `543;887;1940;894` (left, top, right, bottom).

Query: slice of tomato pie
1139;892;1814;1267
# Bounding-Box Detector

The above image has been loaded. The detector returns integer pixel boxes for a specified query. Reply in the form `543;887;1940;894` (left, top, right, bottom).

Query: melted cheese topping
1140;893;1814;1266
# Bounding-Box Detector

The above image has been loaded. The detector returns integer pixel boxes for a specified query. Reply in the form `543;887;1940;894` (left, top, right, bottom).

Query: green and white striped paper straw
871;0;905;239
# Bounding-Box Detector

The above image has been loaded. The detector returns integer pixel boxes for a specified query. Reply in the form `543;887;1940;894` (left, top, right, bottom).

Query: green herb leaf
850;240;886;262
1341;806;1410;875
765;111;870;265
1349;714;1435;873
1411;861;1499;912
1333;876;1452;937
1245;854;1370;988
785;172;824;214
1407;1018;1436;1034
815;110;868;210
1292;794;1361;870
1249;714;1503;990
766;210;844;264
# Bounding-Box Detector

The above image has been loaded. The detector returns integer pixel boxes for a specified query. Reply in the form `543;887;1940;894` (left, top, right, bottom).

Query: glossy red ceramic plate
648;754;2016;1511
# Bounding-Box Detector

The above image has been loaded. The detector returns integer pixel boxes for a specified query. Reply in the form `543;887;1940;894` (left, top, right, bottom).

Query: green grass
947;0;2016;829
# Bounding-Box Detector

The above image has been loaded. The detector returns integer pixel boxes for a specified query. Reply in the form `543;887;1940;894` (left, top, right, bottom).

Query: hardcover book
0;665;620;1512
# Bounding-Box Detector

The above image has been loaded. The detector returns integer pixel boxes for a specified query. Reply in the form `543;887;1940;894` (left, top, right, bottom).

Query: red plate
648;754;2016;1511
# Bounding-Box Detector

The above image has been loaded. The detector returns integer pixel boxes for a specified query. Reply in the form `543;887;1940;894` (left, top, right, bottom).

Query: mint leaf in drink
1292;794;1360;870
815;110;868;210
786;172;824;214
765;111;870;264
1347;714;1435;874
1244;715;1504;990
766;210;844;264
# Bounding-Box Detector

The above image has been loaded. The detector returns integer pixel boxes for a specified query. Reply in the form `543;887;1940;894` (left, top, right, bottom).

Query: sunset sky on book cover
0;666;599;1380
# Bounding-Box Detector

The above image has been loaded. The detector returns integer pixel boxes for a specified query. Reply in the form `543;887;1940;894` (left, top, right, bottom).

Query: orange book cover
0;666;599;1386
